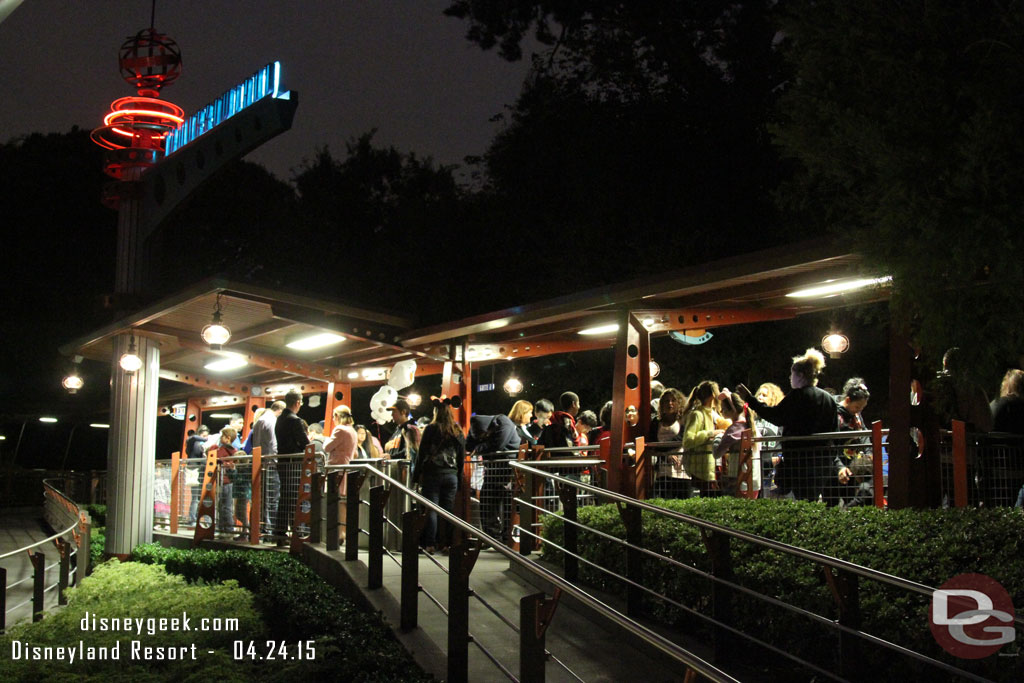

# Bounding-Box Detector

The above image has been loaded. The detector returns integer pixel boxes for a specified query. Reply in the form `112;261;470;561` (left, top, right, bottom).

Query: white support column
106;334;160;557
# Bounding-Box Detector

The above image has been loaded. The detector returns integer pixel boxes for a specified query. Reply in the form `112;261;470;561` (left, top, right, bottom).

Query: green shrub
131;545;430;681
0;560;263;682
541;498;1024;681
83;504;106;527
89;526;106;569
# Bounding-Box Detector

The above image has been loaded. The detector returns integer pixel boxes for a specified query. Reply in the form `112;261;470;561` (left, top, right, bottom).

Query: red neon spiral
91;96;185;151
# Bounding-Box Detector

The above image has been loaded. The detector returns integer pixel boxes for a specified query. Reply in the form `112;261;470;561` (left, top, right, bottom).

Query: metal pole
346;470;365;561
310;471;323;544
520;470;537;555
78;513;92;580
58;539;70;606
368;485;387;588
0;566;7;632
702;530;734;664
326;471;341;551
521;592;559;683
401;510;426;630
448;539;480;683
31;551;45;622
556;482;578;582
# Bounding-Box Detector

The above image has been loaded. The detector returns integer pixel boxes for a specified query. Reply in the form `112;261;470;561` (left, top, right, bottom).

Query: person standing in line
412;398;467;552
213;427;238;534
682;382;725;497
528;399;555;439
385;399;421;461
251;401;284;540
186;425;210;524
324;405;359;541
274;390;309;547
649;388;689;498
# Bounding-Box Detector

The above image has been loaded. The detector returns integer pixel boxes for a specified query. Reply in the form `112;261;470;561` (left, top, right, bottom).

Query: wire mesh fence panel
940;432;1024;508
153;461;172;531
758;438;878;506
267;454;306;540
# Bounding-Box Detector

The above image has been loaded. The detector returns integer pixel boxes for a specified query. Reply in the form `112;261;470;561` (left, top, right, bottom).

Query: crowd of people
180;345;1024;549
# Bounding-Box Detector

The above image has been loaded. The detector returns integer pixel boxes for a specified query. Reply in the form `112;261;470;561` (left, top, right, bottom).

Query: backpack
427;439;459;469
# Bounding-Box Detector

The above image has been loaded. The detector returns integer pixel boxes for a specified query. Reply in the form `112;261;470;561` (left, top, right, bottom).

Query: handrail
0;482;80;562
511;461;1024;632
330;462;737;683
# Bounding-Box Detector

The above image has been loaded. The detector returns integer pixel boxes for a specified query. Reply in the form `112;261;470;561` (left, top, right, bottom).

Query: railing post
401;510;427;630
58;539;70;606
249;447;262;545
952;420;968;507
290;447;319;555
871;421;885;508
448;538;481;683
368;484;389;589
618;503;643;617
78;511;91;581
326;471;341;551
1;566;7;632
823;566;862;679
519;470;537;555
520;591;561;683
555;482;579;582
701;529;734;664
310;471;324;544
170;451;180;535
346;470;366;561
31;551;45;622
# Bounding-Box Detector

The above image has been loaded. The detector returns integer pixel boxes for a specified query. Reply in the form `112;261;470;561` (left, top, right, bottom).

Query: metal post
249;446;262;545
520;470;537;555
326;471;341;551
310;471;323;544
401;510;427;630
619;504;643;617
520;591;560;683
823;566;862;679
871;421;885;508
702;530;733;663
368;485;389;588
556;482;579;582
952;420;968;508
58;539;70;606
1;566;7;632
78;512;92;581
346;470;366;561
31;551;45;622
448;539;481;683
170;451;180;535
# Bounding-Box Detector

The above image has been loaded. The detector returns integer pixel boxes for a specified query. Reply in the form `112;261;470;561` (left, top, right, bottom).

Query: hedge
131;544;430;681
541;498;1024;682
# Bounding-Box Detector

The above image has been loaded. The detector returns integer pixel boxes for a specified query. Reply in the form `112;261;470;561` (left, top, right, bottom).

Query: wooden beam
630;308;798;333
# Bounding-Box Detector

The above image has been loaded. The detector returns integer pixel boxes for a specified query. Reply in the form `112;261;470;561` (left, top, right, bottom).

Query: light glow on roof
578;323;620;336
786;276;892;299
286;332;345;350
204;354;247;372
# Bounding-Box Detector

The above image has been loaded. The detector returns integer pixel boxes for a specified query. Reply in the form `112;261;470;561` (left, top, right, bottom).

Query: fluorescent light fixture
208;413;233;419
786;276;892;299
361;368;385;380
39;417;58;423
347;371;359;380
204;354;247;371
579;323;620;336
0;435;6;440
89;423;110;429
286;332;345;351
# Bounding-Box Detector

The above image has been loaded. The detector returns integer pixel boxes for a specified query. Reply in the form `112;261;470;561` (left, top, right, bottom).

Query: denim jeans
420;469;458;548
217;483;234;532
263;466;280;533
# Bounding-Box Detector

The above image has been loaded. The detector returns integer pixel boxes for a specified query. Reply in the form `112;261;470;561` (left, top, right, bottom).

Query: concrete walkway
0;507;58;630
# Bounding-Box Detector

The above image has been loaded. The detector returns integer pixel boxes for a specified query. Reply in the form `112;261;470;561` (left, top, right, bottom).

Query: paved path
0;507;58;630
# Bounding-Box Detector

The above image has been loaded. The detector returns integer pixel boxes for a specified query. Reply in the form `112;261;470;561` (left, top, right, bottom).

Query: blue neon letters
164;62;288;155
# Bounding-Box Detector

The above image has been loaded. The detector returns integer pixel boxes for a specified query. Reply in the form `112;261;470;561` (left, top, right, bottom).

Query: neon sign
164;61;290;155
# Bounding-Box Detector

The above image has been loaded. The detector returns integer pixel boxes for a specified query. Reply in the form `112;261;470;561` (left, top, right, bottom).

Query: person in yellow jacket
682;381;726;495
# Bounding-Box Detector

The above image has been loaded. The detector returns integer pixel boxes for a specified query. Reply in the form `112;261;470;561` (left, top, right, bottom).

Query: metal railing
320;461;735;683
939;423;1024;508
511;461;1021;682
1;479;91;632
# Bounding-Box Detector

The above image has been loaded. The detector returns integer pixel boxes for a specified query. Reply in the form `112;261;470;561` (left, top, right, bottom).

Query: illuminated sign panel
164;61;289;155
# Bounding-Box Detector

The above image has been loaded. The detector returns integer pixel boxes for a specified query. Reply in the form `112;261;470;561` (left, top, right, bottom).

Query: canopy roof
61;240;884;412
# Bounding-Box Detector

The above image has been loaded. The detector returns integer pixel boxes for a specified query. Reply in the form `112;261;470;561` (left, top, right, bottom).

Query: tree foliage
772;1;1024;379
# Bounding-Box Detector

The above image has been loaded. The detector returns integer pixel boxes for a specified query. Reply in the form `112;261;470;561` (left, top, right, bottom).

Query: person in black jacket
737;348;839;502
467;413;522;543
186;425;210;524
411;398;466;551
273;389;309;546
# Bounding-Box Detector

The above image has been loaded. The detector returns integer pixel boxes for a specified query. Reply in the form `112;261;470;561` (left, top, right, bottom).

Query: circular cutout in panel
626;373;639;390
198;514;213;529
202;498;213;508
627;344;639;358
335;391;344;401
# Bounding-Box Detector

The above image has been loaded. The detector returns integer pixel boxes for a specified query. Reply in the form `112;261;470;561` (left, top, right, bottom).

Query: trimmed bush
541;498;1024;681
0;560;263;681
131;544;430;681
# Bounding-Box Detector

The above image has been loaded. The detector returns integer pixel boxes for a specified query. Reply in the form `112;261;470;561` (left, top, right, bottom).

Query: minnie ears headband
431;394;463;409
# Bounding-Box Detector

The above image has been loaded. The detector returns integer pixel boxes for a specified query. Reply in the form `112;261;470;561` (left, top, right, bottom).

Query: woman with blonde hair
508;399;537;446
682;381;725;496
737;348;839;501
324;405;358;540
648;387;688;498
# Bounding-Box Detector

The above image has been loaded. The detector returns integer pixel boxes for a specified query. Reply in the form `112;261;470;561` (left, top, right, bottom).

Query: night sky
0;0;533;180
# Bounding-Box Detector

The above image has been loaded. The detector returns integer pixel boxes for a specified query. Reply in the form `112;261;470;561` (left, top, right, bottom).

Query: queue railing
1;479;91;632
940;421;1024;508
511;461;1022;682
321;461;735;683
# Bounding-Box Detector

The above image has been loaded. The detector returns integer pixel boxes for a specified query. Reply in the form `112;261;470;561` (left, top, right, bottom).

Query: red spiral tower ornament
92;27;184;191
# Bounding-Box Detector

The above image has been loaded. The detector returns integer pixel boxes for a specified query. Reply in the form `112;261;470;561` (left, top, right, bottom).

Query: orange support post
290;444;319;555
170;451;180;535
629;437;650;499
242;395;265;441
871;421;885;508
179;398;205;464
193;448;218;546
322;381;352;433
249;446;262;544
737;430;756;499
952;420;968;508
608;311;650;495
